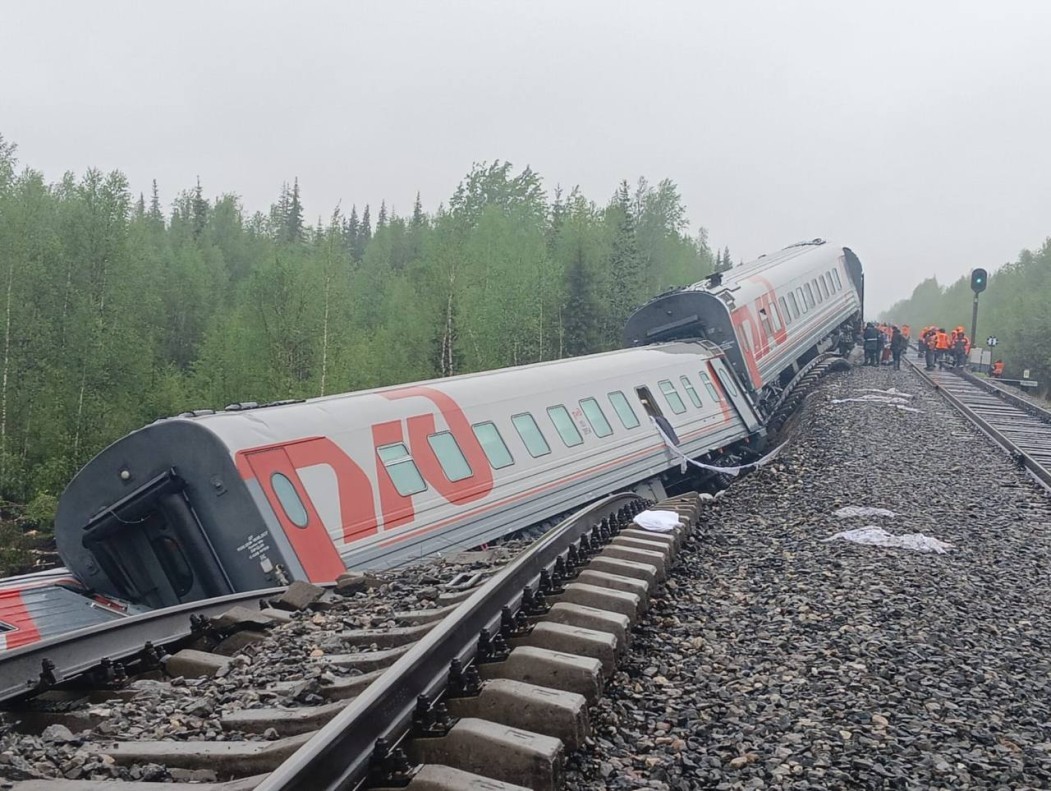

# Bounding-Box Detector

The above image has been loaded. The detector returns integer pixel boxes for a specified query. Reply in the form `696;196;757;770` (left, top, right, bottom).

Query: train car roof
163;340;719;429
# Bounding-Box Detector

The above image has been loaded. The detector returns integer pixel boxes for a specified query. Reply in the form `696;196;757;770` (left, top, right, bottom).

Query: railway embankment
566;363;1051;790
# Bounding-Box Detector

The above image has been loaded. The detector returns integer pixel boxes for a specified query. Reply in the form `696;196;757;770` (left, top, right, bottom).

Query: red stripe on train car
0;590;43;649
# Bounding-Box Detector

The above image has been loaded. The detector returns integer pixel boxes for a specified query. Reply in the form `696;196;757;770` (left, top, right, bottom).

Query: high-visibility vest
935;332;950;350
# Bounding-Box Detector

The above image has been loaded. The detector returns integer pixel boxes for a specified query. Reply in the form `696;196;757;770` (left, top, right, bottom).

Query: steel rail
954;367;1051;422
906;356;1051;490
0;587;283;705
257;492;642;791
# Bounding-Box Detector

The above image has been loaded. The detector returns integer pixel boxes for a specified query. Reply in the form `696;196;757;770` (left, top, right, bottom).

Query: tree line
0;134;719;551
881;238;1051;390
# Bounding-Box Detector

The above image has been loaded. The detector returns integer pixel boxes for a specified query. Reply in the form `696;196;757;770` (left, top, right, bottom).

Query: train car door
241;447;347;582
708;359;762;433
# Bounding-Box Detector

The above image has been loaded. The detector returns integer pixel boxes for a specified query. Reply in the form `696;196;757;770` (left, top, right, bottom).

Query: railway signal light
971;268;988;293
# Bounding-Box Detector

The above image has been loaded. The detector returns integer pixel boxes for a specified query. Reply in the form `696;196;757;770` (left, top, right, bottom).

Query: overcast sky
4;0;1050;311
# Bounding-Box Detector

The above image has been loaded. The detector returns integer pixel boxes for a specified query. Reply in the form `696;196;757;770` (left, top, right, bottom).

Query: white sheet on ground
861;388;915;399
823;526;954;554
834;506;897;519
831;395;922;413
633;510;682;532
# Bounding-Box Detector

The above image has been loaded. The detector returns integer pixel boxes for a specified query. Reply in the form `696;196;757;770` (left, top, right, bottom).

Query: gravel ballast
568;362;1051;790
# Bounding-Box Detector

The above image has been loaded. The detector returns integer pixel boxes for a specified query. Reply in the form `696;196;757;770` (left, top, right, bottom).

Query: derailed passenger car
624;239;864;414
55;342;764;610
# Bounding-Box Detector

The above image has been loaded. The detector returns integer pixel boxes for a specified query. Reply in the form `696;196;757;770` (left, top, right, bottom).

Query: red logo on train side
235;386;494;552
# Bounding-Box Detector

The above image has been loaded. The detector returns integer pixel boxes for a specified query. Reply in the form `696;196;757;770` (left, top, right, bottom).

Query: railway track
908;357;1051;489
2;492;703;791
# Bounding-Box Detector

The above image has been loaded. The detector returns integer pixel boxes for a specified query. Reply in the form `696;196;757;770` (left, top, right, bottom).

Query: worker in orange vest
935;328;950;369
923;327;937;369
992;360;1004;378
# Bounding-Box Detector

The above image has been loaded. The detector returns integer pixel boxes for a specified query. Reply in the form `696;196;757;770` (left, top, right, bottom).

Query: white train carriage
624;239;864;413
55;341;763;609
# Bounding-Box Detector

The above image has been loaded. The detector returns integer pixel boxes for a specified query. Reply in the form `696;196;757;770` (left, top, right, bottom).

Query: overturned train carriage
624;240;864;415
55;341;765;610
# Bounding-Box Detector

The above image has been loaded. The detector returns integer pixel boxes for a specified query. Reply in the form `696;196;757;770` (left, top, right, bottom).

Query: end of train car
624;239;864;414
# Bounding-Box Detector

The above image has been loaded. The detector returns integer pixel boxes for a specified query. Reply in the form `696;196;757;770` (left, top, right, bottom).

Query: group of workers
861;322;1005;377
862;322;910;369
917;325;977;371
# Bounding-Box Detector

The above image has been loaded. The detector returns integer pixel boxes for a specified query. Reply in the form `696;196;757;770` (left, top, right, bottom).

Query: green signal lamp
970;268;987;294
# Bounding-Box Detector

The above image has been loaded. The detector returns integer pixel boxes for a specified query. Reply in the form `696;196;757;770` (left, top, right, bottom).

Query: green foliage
881;239;1051;390
0;142;715;539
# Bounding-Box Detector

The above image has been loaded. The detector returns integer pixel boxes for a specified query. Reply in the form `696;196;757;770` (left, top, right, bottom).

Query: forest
881;238;1051;389
0;134;723;568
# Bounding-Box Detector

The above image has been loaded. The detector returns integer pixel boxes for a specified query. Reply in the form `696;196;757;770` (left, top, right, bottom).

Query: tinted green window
377;443;427;496
658;380;686;414
680;376;703;407
512;413;551;457
547;405;583;447
427;432;473;482
608;391;640;429
579;398;612;438
472;422;514;469
271;472;309;527
699;372;721;401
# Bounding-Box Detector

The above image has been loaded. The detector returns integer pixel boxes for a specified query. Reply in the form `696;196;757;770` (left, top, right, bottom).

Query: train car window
512;413;552;457
699;372;721;401
427;431;474;481
811;279;822;303
0;621;13;633
758;308;774;338
377;444;428;496
819;274;830;299
796;287;808;312
472;422;515;469
831;269;842;290
547;405;584;447
802;283;814;309
787;291;800;318
579;397;613;437
778;296;791;324
270;472;310;527
608;391;640;429
680;376;703;407
764;304;782;333
658;380;687;414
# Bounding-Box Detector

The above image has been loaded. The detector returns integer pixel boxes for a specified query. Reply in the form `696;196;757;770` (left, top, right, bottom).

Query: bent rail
0;588;282;705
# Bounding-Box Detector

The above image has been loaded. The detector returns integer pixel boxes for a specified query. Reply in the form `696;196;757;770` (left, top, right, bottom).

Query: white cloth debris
831;395;922;413
633;510;682;532
651;417;787;478
861;388;915;399
834;506;897;519
823;526;954;554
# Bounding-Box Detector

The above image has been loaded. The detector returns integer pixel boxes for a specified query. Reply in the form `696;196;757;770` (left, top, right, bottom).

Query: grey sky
4;0;1050;312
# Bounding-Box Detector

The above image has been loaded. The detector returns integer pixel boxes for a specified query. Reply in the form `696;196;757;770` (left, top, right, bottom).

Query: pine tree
285;178;304;243
135;193;146;221
359;204;372;253
345;205;360;261
562;239;600;356
191;178;208;239
411;192;425;230
377;200;388;230
147;179;164;230
605;180;642;342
